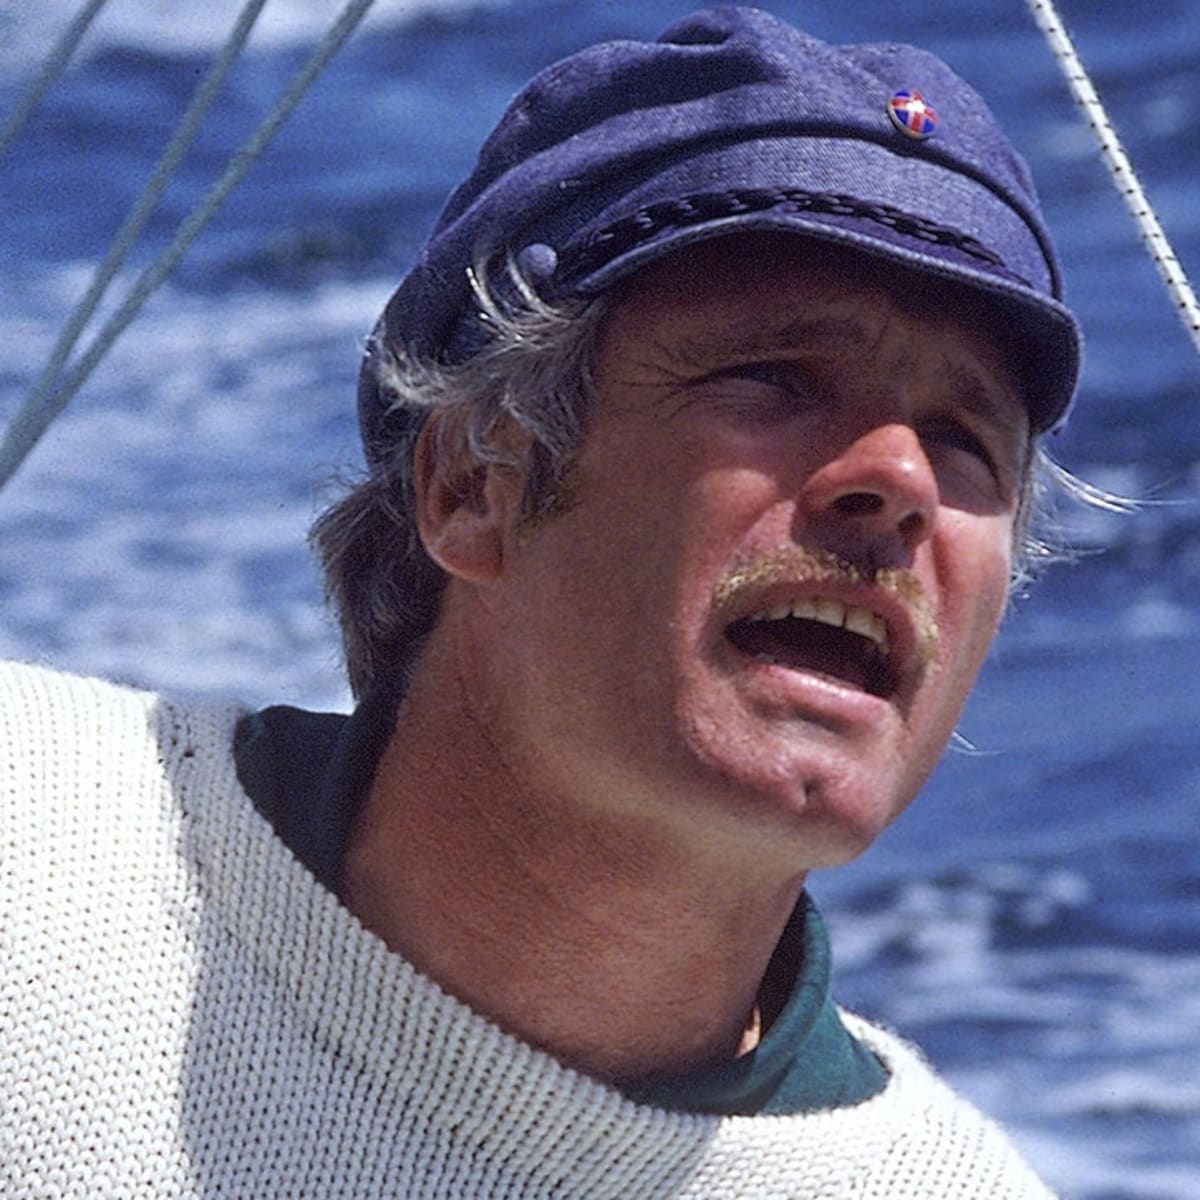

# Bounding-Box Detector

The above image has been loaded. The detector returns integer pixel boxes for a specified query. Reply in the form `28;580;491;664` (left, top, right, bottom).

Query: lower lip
726;646;898;726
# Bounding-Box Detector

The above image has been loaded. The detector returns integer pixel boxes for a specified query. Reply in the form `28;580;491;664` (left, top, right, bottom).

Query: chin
694;750;910;871
780;783;906;868
794;816;889;870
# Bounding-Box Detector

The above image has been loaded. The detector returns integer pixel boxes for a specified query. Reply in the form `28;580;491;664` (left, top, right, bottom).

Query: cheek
664;470;794;622
685;459;794;541
902;531;1011;797
937;514;1013;673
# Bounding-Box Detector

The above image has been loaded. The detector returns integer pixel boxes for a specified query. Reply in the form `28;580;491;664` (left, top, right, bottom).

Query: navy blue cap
359;6;1080;463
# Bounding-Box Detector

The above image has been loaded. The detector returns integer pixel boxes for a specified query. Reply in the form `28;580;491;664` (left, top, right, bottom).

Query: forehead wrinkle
664;313;874;371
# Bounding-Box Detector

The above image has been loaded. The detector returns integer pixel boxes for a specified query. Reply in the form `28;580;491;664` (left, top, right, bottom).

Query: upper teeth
748;598;889;653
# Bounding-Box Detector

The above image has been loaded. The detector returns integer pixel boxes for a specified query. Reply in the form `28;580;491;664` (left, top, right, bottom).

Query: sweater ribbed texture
1;662;1054;1198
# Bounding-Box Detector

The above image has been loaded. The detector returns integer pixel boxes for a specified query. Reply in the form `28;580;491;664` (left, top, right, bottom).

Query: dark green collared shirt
234;693;886;1116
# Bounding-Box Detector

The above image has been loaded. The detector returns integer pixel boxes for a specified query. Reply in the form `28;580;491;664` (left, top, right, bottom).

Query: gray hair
312;271;1098;700
311;268;609;699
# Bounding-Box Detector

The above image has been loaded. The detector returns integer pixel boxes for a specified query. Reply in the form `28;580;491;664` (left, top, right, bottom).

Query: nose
798;422;938;565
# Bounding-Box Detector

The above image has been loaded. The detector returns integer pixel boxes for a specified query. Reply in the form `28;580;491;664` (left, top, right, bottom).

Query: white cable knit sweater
0;661;1054;1198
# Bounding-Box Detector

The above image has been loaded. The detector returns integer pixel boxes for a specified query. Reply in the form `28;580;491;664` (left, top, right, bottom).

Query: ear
413;412;526;584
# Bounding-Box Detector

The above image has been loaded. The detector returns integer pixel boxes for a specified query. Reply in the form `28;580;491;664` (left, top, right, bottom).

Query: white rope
1026;0;1200;358
6;0;271;483
0;0;110;158
0;0;378;489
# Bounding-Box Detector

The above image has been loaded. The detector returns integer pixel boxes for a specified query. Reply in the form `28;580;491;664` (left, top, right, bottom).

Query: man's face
472;236;1027;871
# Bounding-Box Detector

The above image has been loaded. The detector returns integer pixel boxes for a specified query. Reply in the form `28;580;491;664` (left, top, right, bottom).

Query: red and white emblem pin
887;90;938;140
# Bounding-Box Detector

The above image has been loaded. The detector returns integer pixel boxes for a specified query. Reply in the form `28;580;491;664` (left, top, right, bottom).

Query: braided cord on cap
556;187;1022;289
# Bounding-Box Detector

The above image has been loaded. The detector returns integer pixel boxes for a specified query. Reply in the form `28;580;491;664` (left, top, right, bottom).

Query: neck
341;645;806;1086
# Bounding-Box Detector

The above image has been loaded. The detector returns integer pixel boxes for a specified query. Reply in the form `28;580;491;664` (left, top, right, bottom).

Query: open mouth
724;597;898;698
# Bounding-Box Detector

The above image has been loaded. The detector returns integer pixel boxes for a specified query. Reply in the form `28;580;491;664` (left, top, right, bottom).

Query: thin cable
1026;0;1200;358
12;0;270;473
0;0;110;158
0;0;377;489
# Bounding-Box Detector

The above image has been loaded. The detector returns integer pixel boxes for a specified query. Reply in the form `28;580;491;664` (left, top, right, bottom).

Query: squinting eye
697;361;824;421
723;361;816;394
926;420;990;461
921;419;1002;487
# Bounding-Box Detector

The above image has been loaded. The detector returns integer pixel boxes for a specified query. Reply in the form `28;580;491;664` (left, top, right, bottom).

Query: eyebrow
666;314;874;369
940;359;1027;443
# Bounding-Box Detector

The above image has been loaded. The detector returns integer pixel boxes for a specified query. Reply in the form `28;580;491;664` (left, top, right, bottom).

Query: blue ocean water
1;2;1198;1195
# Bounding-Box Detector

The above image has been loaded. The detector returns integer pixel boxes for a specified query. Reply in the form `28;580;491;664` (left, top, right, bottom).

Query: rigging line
14;0;271;471
1026;0;1200;358
0;0;378;491
0;0;109;158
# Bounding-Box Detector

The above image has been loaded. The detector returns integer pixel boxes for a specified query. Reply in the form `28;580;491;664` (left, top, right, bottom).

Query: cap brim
546;136;1080;432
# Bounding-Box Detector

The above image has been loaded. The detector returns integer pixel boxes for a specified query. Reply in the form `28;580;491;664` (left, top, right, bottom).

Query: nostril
898;511;926;540
833;492;885;517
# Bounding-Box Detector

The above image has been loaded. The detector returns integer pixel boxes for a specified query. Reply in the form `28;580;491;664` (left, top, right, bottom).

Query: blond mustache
712;547;940;671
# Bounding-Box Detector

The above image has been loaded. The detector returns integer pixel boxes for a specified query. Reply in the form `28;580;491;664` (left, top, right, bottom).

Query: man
2;8;1077;1195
